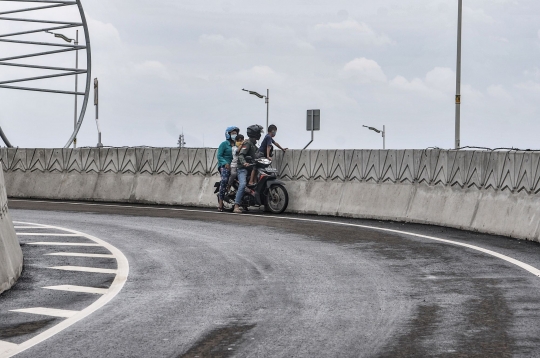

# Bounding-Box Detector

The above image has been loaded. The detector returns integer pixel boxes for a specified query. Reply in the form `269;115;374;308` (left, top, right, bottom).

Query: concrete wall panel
3;148;540;242
0;168;23;294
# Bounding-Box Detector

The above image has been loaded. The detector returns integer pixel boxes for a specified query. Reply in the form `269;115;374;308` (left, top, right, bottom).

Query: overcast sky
1;0;539;150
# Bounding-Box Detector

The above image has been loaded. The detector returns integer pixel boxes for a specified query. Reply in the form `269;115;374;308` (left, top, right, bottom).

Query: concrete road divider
0;168;23;294
2;148;540;242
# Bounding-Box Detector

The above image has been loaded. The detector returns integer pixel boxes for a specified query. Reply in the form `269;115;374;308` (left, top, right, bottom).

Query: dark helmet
247;124;264;140
225;126;240;140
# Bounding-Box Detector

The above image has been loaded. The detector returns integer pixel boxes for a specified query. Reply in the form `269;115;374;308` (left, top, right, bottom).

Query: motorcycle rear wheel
264;184;289;214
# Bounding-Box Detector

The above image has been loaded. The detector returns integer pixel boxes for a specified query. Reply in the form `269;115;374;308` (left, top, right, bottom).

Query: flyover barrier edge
2;147;540;242
0;166;23;294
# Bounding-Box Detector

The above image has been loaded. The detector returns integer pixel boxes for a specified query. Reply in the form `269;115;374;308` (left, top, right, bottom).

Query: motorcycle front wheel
264;184;289;214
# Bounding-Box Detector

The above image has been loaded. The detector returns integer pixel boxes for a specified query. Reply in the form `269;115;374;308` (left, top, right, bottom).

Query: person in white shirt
227;134;244;190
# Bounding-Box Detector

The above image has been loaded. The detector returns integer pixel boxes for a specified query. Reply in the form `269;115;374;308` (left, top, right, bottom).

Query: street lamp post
94;78;102;147
44;30;78;148
363;125;386;149
266;89;269;131
74;30;78;148
242;88;269;130
455;0;463;149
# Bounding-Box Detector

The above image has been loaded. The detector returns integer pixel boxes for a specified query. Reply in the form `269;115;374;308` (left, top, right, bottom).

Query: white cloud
424;67;455;94
312;19;393;46
491;36;509;43
390;67;482;100
464;7;495;24
524;67;540;81
462;84;485;101
390;75;430;93
87;17;122;49
295;40;315;51
222;65;285;87
390;68;453;99
515;81;540;92
198;34;247;51
343;58;387;84
131;61;170;80
487;85;513;102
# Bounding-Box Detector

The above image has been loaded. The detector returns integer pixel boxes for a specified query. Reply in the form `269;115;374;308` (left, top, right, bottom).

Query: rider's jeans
235;168;248;205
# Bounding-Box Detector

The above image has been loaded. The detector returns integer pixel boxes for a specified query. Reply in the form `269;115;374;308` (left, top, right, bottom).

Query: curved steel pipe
64;0;91;148
0;125;13;147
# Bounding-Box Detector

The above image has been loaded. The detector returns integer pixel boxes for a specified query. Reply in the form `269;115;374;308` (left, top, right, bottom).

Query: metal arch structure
0;0;91;148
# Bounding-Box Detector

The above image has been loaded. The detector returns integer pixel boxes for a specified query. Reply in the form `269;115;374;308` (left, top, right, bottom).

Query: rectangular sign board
307;109;320;131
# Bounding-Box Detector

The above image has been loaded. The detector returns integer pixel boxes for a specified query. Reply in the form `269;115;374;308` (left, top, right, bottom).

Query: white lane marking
49;266;117;274
10;307;79;318
45;252;115;259
0;341;18;356
43;285;108;295
17;233;83;236
3;221;129;358
27;242;101;247
14;226;49;229
11;199;540;279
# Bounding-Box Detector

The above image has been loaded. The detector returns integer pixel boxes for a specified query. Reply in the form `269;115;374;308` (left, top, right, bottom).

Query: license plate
266;168;278;173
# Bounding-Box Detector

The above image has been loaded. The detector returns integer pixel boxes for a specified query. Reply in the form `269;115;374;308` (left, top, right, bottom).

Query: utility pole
74;29;78;148
383;125;386;150
94;78;102;147
455;0;463;149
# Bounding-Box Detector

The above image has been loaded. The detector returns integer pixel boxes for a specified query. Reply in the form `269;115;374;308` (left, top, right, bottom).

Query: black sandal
217;207;224;212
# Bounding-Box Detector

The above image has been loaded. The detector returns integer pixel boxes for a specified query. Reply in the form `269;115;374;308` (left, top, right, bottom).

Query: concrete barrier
2;148;540;242
0;167;23;295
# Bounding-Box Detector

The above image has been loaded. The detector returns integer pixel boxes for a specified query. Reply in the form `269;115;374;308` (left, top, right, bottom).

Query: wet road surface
2;199;540;357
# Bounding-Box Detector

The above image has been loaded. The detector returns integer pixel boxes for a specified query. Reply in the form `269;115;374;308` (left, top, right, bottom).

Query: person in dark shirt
259;124;288;159
234;124;263;213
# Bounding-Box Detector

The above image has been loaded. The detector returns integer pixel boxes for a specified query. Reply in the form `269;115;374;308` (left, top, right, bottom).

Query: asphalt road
2;200;540;357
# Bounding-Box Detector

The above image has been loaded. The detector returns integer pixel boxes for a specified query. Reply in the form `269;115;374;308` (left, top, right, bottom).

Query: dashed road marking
45;252;115;259
49;266;117;274
16;233;83;237
0;342;18;356
1;221;129;358
43;285;108;295
10;307;79;318
27;242;101;247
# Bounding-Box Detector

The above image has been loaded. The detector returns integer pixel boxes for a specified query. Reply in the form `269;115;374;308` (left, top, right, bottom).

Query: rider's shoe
233;207;243;214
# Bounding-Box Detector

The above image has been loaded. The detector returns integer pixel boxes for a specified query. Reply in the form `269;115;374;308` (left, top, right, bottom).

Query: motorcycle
214;157;289;214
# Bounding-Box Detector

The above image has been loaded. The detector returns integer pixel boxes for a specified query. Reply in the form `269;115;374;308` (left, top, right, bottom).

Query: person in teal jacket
216;126;239;211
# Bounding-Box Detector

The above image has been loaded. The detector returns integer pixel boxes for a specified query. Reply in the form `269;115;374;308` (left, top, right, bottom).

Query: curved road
2;200;540;357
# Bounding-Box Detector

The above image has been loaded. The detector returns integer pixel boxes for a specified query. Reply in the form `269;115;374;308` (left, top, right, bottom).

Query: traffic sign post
303;109;320;150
